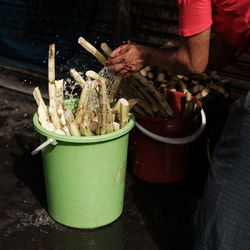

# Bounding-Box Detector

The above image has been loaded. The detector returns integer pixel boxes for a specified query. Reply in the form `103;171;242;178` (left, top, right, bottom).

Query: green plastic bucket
32;99;135;229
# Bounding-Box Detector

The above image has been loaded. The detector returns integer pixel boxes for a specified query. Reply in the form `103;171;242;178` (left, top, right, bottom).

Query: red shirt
178;0;250;54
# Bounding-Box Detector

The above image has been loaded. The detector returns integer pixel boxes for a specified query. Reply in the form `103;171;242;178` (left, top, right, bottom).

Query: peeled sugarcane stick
109;76;122;101
106;101;114;133
195;89;209;100
64;107;81;136
113;122;120;131
119;98;129;128
78;37;106;65
70;68;86;86
33;87;50;122
37;104;55;132
55;79;71;135
76;82;90;127
100;42;112;57
33;87;55;131
86;70;100;80
97;77;108;135
48;107;61;129
178;79;189;94
112;99;121;122
48;44;56;108
183;92;194;116
79;112;93;136
70;69;90;127
48;44;62;131
134;73;174;117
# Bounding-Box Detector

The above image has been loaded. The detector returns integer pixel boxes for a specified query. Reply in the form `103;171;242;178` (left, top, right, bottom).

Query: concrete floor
0;68;204;250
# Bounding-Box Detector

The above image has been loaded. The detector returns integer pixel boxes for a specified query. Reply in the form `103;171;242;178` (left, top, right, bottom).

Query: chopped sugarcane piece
147;71;154;79
37;103;55;131
106;101;114;133
128;98;139;111
134;73;173;117
78;37;106;65
49;107;61;129
156;72;166;83
183;92;194;115
42;122;55;132
178;80;189;94
80;114;93;136
64;108;81;136
120;98;129;128
48;44;57;108
113;122;120;131
86;70;100;80
48;44;55;84
33;87;50;122
140;68;147;77
70;68;86;86
55;129;66;135
55;79;64;106
62;125;71;136
195;89;209;100
75;78;90;127
57;107;66;126
112;99;121;122
100;42;112;57
97;77;108;135
109;76;122;101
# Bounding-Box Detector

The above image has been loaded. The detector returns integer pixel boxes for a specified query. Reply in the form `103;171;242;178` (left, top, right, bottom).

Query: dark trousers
194;90;250;250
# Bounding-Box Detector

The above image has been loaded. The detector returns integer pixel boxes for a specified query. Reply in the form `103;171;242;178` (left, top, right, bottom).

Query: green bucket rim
33;99;135;143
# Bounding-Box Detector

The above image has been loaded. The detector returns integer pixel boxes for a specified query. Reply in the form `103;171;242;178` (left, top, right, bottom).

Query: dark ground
0;69;216;250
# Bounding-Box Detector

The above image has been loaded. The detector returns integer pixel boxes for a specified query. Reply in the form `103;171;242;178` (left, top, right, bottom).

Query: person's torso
212;0;250;54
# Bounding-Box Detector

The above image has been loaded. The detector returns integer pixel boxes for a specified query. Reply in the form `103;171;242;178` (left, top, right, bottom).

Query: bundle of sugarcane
33;44;134;136
138;40;231;100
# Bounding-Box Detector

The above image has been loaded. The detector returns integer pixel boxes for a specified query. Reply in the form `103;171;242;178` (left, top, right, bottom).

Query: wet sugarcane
33;87;55;132
48;44;62;131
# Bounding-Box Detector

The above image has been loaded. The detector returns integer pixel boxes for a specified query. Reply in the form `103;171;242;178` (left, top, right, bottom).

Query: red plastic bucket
129;91;206;184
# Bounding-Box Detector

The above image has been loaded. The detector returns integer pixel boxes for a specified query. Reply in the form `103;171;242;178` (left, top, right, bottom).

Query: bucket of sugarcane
32;97;134;229
129;90;206;184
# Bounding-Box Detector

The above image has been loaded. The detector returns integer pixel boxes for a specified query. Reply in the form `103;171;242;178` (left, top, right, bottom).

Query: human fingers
110;44;130;58
105;55;123;67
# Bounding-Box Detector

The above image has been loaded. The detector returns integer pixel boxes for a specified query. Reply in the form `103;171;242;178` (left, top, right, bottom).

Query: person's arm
105;27;211;77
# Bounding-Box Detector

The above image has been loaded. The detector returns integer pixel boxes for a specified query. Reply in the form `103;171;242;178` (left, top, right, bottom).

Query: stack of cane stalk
33;43;134;136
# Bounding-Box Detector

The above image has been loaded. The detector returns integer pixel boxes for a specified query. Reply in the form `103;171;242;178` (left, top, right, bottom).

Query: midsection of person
212;0;250;54
178;0;250;54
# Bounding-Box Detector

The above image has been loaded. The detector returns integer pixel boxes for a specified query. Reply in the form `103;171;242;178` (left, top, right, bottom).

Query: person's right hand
105;43;149;78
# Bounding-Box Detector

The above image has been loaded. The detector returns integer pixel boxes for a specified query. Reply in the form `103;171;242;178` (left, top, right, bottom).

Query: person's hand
105;43;148;78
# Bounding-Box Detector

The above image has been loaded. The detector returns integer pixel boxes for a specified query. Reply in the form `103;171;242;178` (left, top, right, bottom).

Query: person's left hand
105;43;148;78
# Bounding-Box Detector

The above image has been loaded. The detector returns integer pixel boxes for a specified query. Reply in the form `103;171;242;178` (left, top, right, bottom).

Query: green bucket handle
31;138;54;156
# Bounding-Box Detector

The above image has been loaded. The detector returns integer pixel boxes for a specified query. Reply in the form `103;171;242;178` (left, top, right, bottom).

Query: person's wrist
142;46;154;66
